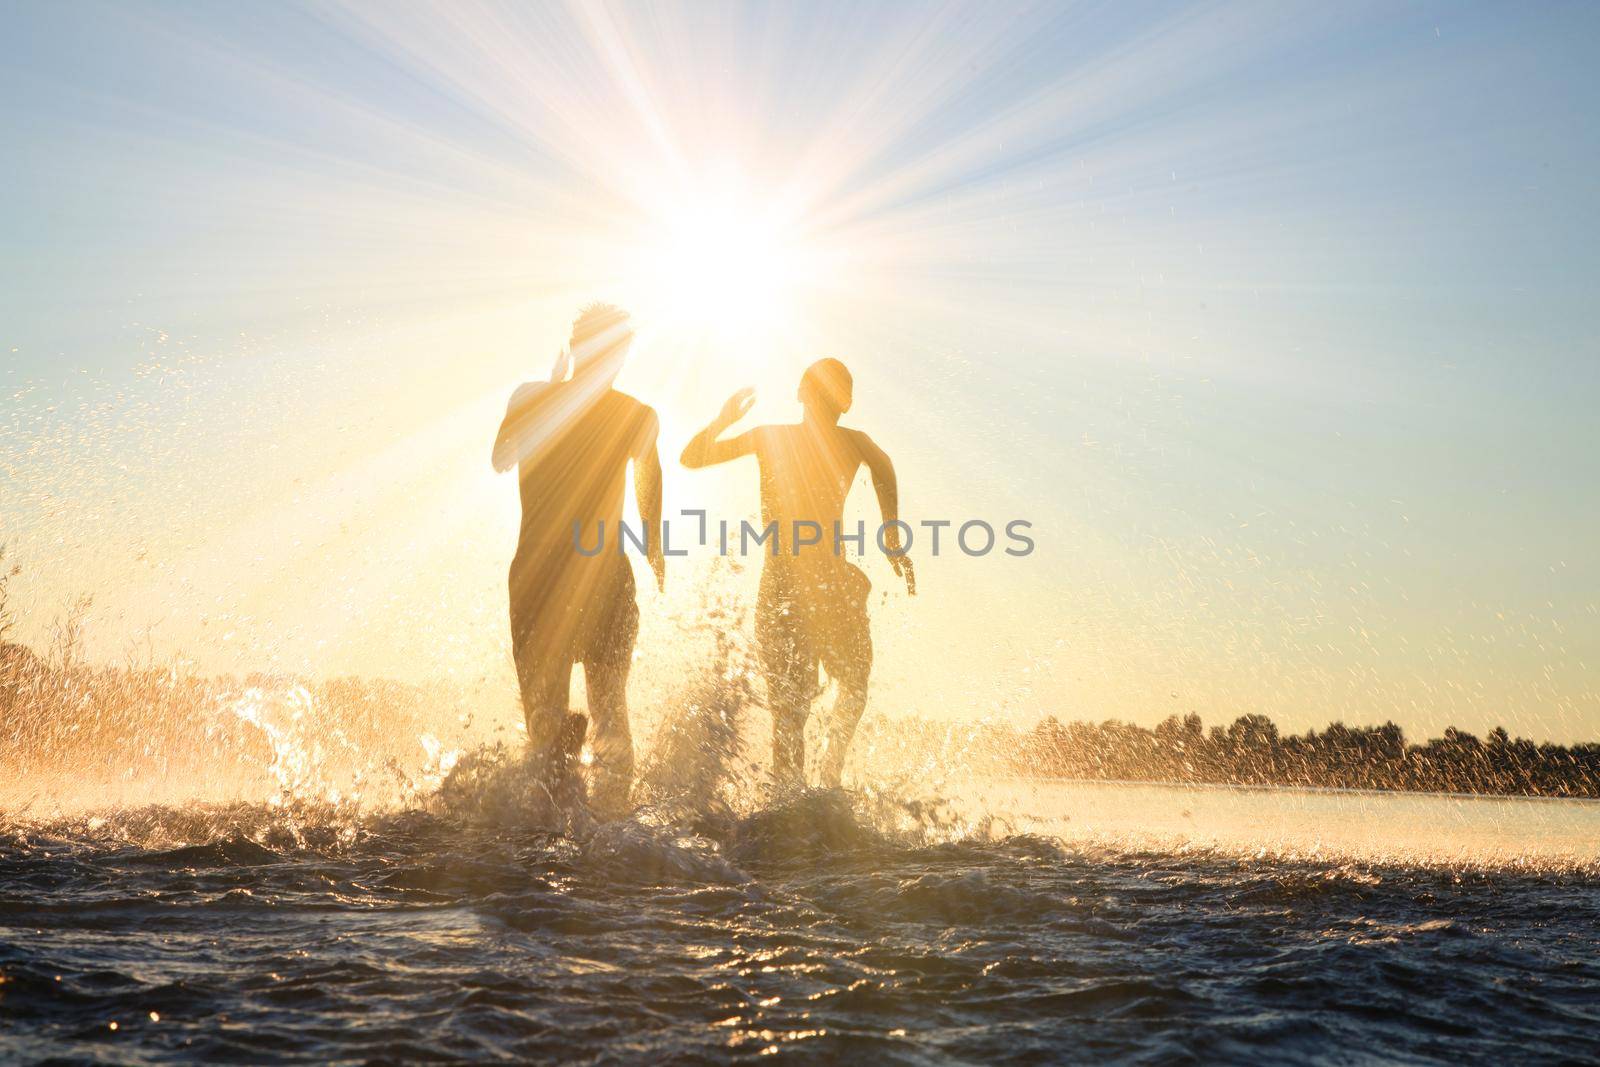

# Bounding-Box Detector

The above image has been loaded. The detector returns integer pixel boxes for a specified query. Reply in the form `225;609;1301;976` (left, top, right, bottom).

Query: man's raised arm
680;388;758;469
492;383;542;473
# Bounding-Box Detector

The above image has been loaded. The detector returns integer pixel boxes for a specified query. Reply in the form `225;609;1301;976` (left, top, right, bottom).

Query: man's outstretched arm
634;410;665;590
854;430;915;594
680;388;758;468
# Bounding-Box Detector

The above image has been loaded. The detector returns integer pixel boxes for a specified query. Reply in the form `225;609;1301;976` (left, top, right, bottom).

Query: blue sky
2;1;1597;739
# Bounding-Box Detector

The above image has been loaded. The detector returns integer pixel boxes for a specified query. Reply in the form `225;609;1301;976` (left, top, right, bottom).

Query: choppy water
3;779;1598;1065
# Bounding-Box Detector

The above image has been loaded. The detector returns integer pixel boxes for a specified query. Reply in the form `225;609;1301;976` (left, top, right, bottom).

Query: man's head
798;358;853;423
568;302;634;382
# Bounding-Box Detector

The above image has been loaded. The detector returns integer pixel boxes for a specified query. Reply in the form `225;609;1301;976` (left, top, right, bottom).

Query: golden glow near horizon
3;3;1597;747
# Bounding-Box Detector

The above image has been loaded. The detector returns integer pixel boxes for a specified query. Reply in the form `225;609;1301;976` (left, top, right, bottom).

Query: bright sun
630;180;818;343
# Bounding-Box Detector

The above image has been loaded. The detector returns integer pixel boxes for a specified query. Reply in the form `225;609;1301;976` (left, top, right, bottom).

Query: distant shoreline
867;714;1600;802
996;774;1600;806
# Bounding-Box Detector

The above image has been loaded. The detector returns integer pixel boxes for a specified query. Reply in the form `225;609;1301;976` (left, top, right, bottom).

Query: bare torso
753;423;866;558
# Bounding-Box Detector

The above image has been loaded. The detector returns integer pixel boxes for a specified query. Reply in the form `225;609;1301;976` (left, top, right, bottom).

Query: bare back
753;423;867;557
498;381;656;567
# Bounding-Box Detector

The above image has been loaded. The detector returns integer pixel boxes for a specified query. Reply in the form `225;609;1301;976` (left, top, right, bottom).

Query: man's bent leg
818;682;866;789
512;610;577;768
817;564;874;789
757;563;814;790
582;573;639;817
768;691;809;789
584;661;634;816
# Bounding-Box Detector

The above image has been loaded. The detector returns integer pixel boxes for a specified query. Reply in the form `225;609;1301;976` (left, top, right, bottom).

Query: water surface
2;781;1596;1064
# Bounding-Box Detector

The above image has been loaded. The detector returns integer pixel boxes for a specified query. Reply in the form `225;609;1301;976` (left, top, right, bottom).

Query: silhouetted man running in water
682;359;913;789
493;304;664;813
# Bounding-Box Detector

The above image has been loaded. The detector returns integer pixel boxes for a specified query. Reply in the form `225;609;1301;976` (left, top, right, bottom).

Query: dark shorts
510;554;638;711
756;558;872;703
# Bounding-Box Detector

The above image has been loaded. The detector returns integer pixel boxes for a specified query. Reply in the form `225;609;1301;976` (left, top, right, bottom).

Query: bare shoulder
507;380;547;411
750;423;789;456
609;390;659;457
843;426;884;460
613;390;659;433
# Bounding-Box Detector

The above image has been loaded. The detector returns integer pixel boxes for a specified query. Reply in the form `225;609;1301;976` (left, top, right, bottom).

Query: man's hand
888;551;916;596
717;388;755;428
647;544;666;592
550;347;573;382
681;391;760;469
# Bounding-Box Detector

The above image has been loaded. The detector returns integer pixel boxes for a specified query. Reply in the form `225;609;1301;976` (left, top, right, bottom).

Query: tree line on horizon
989;712;1600;799
6;584;1597;802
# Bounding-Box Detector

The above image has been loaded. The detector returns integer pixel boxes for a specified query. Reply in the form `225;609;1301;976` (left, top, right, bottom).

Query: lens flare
625;176;827;353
